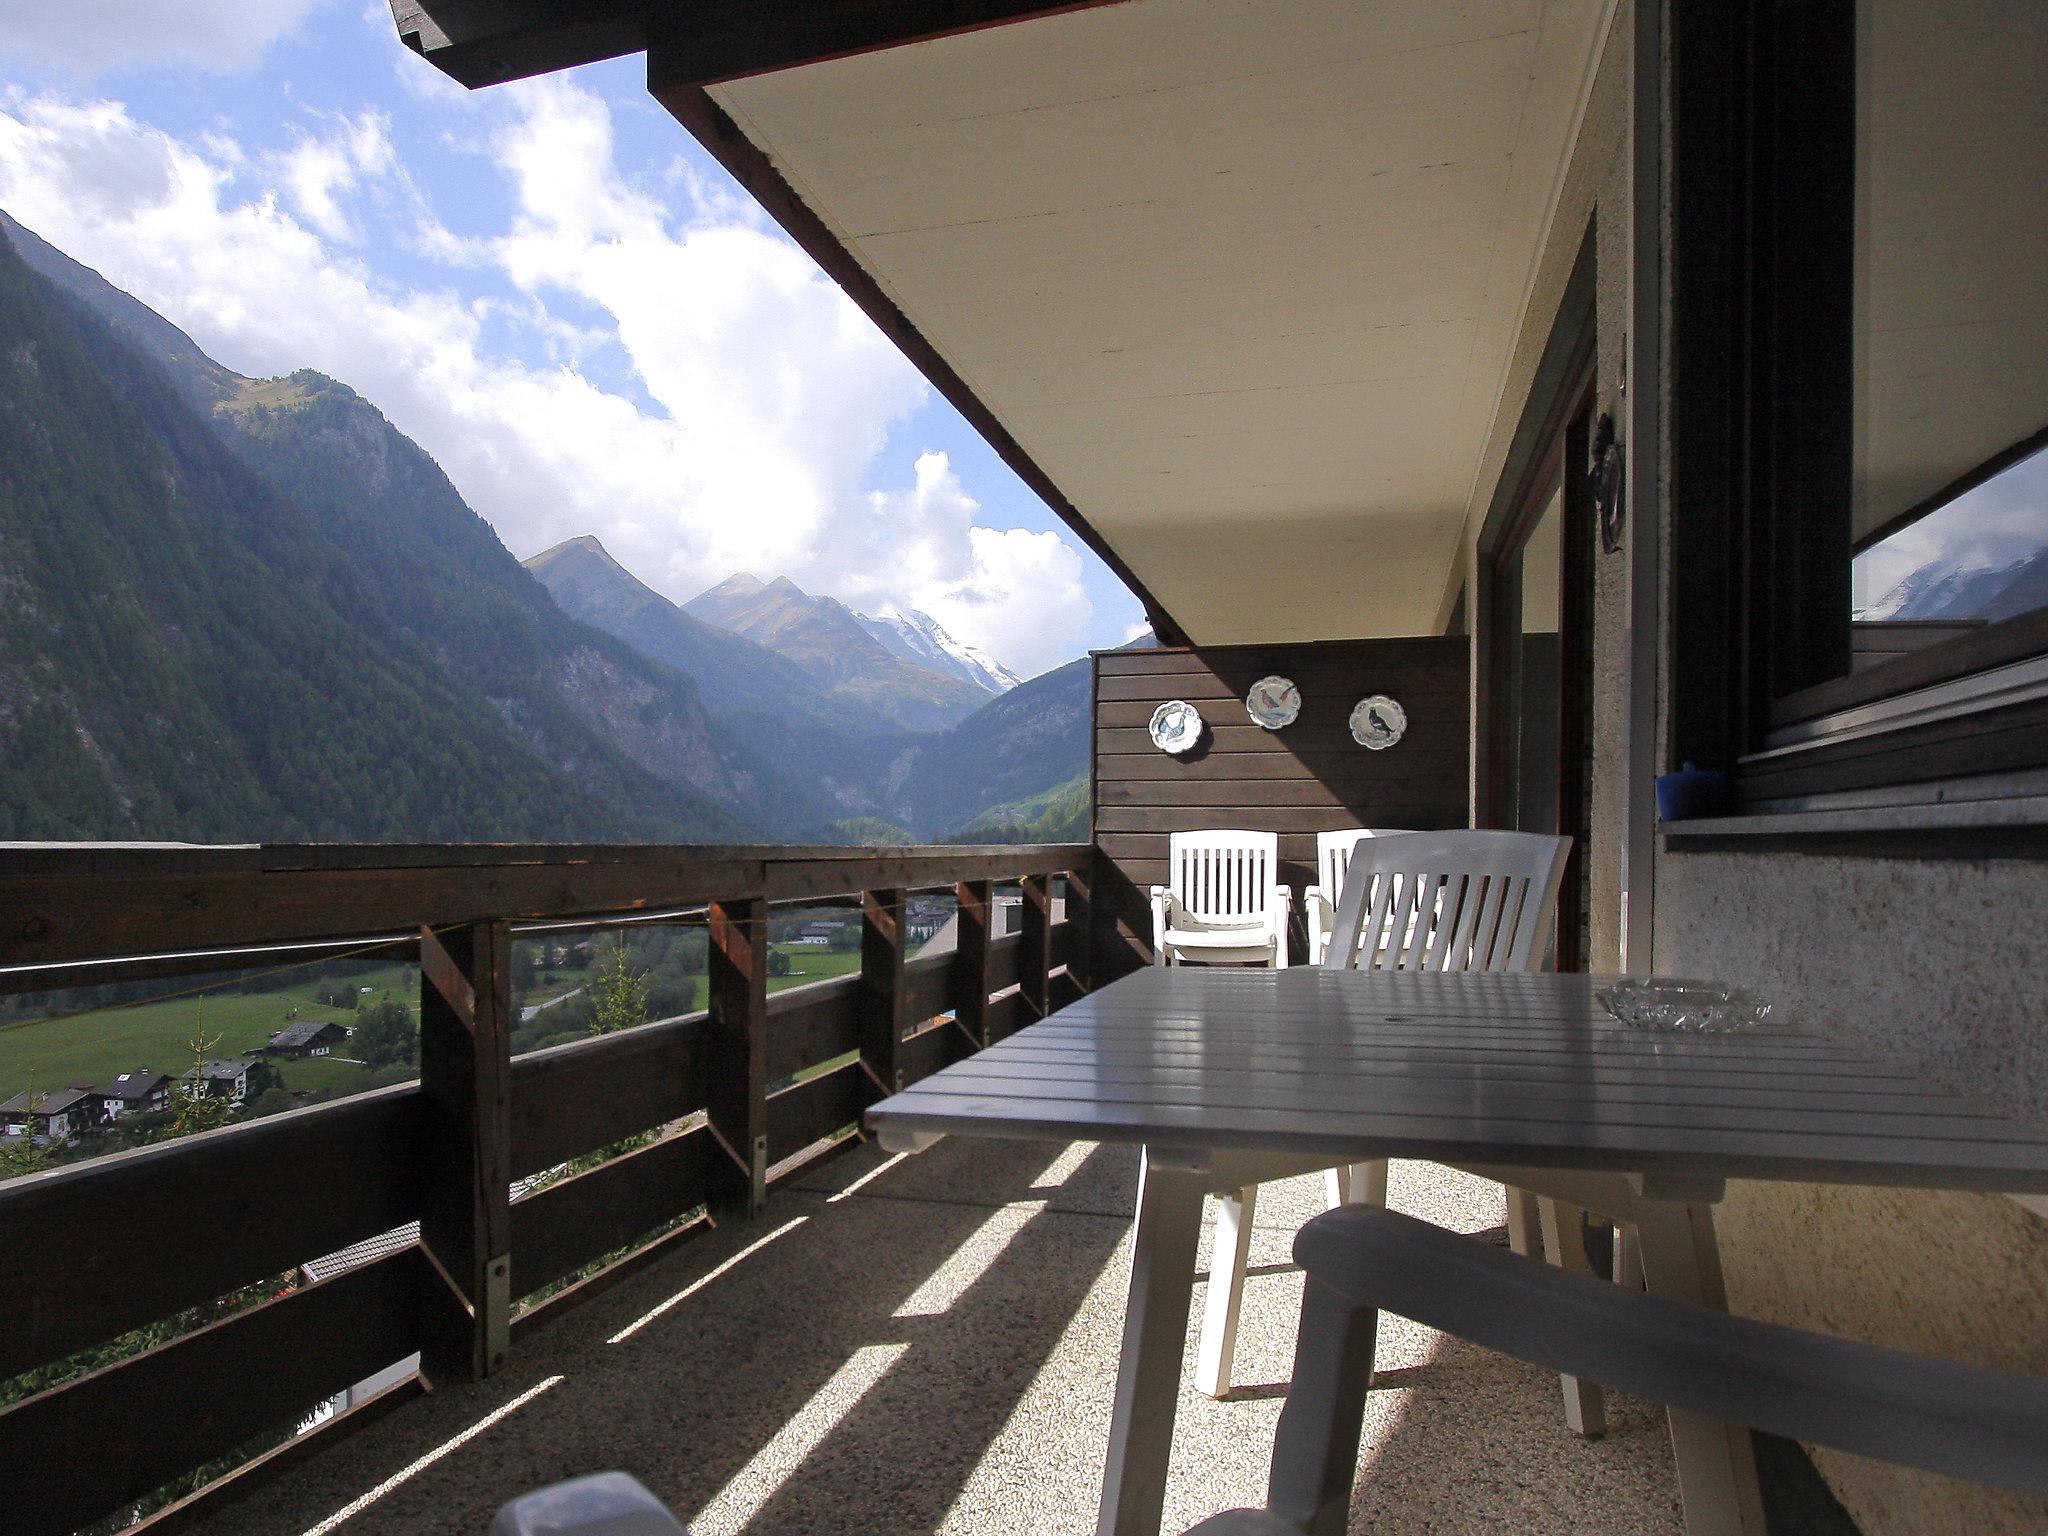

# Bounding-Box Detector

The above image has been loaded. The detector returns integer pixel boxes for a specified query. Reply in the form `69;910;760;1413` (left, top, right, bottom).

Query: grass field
768;945;862;993
0;965;418;1100
0;944;869;1110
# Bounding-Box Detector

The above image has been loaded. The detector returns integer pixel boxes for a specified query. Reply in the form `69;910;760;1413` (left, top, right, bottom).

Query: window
1669;0;2048;818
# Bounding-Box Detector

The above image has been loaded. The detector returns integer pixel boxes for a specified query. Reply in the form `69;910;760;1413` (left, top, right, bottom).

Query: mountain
684;573;988;731
524;535;911;822
941;772;1089;843
888;655;1093;837
853;605;1019;694
0;216;741;841
1857;547;2048;626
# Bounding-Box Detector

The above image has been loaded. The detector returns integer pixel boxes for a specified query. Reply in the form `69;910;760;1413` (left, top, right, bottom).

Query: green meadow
0;944;866;1106
0;965;417;1099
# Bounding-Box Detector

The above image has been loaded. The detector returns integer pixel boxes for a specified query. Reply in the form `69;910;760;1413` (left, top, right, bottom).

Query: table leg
1195;1183;1256;1399
1634;1200;1768;1536
1097;1151;1207;1536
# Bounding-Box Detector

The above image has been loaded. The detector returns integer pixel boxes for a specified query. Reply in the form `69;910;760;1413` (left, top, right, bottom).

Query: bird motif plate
1244;675;1301;730
1349;695;1407;750
1148;699;1205;755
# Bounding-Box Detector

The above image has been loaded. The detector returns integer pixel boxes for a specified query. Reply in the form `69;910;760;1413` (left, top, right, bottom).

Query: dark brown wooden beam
859;887;907;1098
0;1248;423;1536
1018;873;1053;1029
0;1087;422;1381
706;895;769;1214
0;844;1084;972
509;1128;710;1296
1065;861;1093;994
417;921;513;1384
509;1012;708;1176
391;1;1124;91
954;879;994;1048
650;80;1186;646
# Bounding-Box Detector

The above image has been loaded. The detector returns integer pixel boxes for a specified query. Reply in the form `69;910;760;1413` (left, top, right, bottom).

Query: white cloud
0;80;1097;675
851;453;1091;679
0;0;327;75
272;110;393;242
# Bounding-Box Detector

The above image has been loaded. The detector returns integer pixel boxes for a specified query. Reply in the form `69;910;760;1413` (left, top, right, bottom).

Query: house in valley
97;1071;172;1121
257;1019;353;1059
180;1061;249;1106
1;1086;99;1144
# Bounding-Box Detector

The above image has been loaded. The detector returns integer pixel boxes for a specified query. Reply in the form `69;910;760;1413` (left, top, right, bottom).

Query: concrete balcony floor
198;1138;1689;1536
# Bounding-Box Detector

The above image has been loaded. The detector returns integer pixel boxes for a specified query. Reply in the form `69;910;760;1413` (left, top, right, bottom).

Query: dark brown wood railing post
417;920;512;1383
955;879;993;1049
707;894;768;1215
1065;859;1093;996
859;887;906;1097
1019;872;1053;1029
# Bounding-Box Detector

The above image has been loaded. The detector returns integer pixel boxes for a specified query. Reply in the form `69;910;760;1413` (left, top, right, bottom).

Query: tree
169;1010;233;1139
0;1077;52;1180
767;949;793;977
590;940;648;1035
246;1087;296;1119
353;997;417;1071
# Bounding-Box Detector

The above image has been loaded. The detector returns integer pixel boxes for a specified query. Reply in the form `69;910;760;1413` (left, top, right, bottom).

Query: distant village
4;900;956;1152
0;1011;355;1148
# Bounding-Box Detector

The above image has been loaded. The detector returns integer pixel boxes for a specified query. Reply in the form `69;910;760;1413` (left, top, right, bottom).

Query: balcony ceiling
707;0;1612;643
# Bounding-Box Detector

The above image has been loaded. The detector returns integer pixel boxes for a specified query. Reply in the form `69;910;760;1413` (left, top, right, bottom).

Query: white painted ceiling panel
712;0;1609;641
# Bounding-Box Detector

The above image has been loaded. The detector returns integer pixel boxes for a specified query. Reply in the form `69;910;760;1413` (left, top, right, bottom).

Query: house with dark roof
97;1071;172;1121
256;1018;353;1059
1;1085;99;1144
179;1060;248;1106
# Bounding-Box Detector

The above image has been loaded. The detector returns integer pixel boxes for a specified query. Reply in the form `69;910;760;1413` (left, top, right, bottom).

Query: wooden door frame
1476;265;1598;971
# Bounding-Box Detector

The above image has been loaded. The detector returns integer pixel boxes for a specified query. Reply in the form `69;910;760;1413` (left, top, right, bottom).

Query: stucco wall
1463;4;2048;1531
1654;852;2048;1533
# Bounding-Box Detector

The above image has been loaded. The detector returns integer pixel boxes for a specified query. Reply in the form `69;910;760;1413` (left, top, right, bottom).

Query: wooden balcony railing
0;841;1094;1536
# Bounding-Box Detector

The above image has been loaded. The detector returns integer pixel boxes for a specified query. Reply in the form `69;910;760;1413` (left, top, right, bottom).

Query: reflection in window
1852;441;2048;662
1844;0;2048;673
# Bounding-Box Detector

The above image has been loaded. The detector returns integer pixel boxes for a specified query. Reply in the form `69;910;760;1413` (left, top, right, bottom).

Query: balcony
0;843;1096;1535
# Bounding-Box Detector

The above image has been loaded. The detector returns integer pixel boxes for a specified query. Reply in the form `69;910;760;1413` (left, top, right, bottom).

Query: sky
0;0;1146;679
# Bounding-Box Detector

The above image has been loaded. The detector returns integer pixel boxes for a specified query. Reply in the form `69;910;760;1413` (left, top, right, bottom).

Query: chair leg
1615;1222;1646;1290
1263;1274;1381;1536
1505;1185;1542;1255
1537;1197;1609;1438
1197;1184;1259;1398
1323;1160;1389;1210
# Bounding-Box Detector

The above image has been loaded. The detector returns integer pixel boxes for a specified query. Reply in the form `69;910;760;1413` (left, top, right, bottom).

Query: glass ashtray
1596;977;1776;1034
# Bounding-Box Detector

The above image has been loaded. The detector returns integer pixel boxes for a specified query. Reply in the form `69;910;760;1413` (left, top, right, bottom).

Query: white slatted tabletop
869;966;2048;1194
866;966;2048;1536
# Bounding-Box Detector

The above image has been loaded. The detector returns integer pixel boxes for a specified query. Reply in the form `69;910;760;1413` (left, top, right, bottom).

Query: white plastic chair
490;1472;687;1535
1195;829;1573;1402
1149;830;1290;968
1302;827;1410;965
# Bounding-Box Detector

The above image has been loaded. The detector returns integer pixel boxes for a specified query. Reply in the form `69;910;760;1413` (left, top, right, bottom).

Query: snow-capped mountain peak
855;604;1021;694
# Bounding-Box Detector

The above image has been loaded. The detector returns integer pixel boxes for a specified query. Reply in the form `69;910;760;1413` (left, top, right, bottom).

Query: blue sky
0;0;1144;677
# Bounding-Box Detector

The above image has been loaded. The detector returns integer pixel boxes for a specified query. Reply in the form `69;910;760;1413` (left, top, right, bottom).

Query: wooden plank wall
1092;639;1471;979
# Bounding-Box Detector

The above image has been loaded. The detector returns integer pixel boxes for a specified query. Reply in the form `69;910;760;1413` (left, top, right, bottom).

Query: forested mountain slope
0;220;741;841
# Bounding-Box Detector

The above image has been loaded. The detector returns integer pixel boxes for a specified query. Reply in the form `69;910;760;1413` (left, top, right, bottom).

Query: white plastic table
867;966;2048;1536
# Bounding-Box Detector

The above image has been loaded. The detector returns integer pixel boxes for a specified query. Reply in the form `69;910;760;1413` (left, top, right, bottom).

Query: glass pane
1852;441;2048;662
1848;0;2048;660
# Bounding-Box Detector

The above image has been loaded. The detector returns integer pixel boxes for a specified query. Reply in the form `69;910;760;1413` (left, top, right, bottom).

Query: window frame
1666;0;2048;824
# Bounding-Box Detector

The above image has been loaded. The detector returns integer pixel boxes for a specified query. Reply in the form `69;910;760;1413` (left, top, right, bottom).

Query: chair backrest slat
1167;830;1279;922
1323;830;1570;975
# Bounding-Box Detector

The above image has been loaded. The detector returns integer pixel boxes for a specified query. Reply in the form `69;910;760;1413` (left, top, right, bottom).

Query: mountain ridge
0;216;741;841
681;571;989;731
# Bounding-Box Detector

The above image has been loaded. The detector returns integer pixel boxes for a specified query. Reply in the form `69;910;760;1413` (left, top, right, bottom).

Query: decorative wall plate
1244;675;1301;730
1349;694;1407;750
1148;699;1205;755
